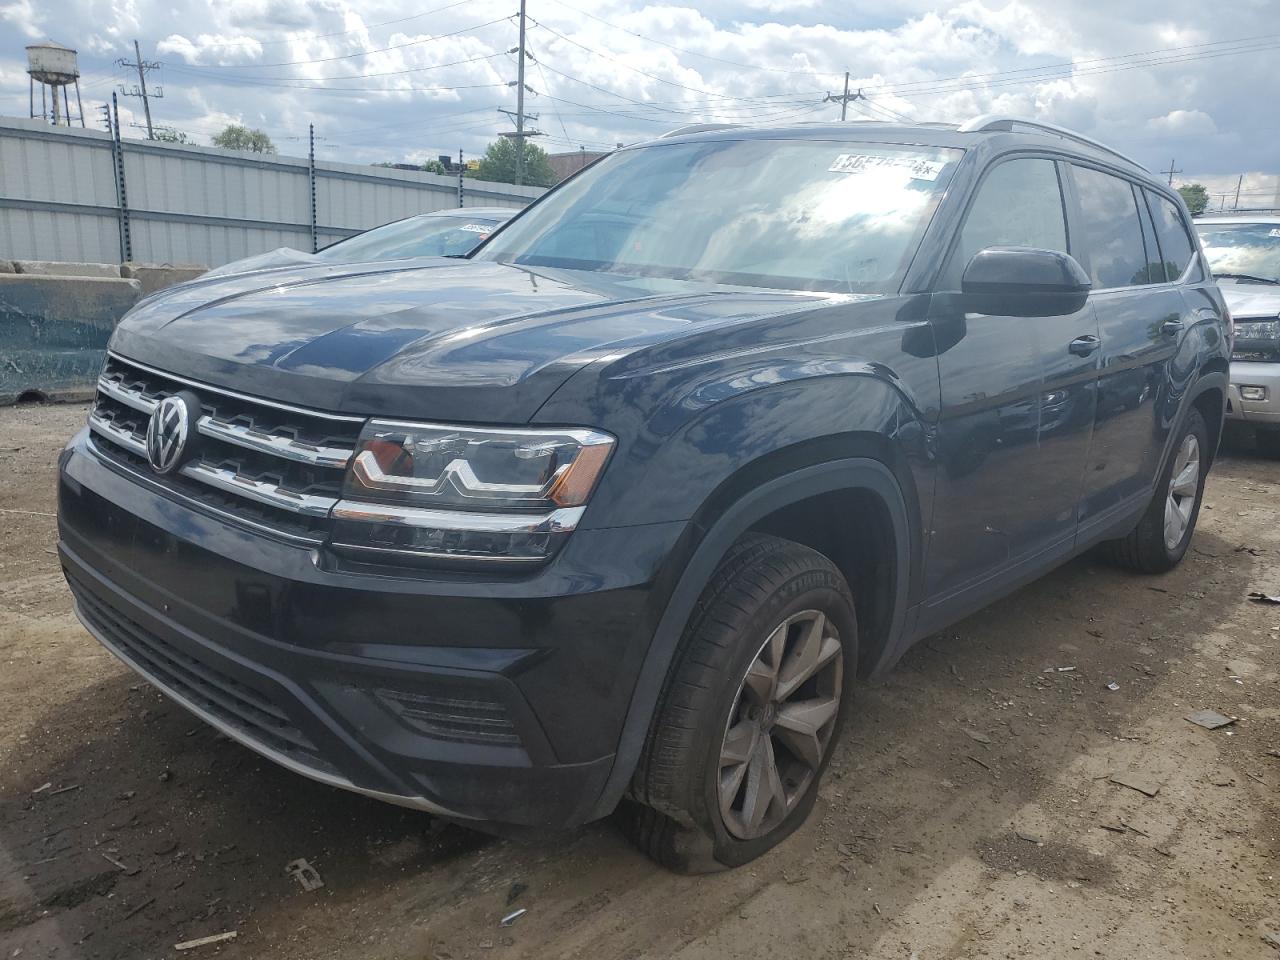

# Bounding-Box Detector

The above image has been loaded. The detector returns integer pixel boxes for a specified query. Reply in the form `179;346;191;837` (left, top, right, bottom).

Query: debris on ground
963;728;992;744
1263;931;1280;951
1014;830;1042;845
1186;709;1237;730
285;858;324;892
1109;772;1161;797
500;908;527;927
1106;682;1120;691
30;782;51;794
1247;591;1280;604
506;882;528;905
101;852;140;876
174;931;238;951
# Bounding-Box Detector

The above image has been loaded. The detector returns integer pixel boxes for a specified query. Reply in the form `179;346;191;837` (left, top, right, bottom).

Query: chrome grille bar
97;374;354;468
181;462;338;518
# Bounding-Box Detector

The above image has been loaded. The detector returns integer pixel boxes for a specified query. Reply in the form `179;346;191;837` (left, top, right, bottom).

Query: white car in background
201;207;517;279
1195;214;1280;456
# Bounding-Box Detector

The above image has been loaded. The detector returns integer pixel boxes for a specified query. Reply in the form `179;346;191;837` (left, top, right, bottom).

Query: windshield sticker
459;223;492;233
1269;228;1280;238
828;154;945;181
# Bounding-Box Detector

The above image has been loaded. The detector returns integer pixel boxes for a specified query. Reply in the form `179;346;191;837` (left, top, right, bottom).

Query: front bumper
1227;359;1280;427
58;429;687;827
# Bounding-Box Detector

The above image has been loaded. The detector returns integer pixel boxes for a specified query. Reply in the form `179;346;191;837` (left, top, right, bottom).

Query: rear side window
1135;189;1166;284
943;158;1068;287
1071;166;1149;288
1146;191;1198;281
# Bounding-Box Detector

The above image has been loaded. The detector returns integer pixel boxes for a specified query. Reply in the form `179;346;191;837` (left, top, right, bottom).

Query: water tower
27;41;84;128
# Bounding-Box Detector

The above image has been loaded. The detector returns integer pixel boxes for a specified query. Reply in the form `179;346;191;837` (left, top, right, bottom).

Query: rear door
1066;165;1193;530
925;156;1099;603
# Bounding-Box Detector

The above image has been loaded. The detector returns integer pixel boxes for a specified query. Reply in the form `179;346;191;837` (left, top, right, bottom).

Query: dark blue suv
58;117;1229;872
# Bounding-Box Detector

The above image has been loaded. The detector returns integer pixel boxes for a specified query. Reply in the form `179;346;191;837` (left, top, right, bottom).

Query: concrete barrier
0;261;14;274
13;260;122;279
121;262;208;297
0;274;143;404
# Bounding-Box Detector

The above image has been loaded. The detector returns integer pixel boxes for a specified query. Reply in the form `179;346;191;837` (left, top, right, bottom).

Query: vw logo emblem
145;392;199;474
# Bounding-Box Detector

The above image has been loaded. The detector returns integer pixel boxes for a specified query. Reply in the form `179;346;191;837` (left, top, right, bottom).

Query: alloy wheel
1164;432;1201;551
718;609;843;840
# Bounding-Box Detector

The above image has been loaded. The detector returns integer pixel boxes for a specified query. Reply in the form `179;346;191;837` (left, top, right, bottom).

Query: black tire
1255;428;1280;460
623;533;857;873
1105;407;1210;573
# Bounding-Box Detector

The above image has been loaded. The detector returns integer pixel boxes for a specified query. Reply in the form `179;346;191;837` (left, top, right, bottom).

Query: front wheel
1105;408;1209;573
623;534;857;873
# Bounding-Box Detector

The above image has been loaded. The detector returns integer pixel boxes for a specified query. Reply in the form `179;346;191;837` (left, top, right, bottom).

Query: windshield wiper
1214;272;1280;284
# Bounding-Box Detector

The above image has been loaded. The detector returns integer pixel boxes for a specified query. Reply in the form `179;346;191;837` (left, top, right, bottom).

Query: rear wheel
623;534;857;873
1105;408;1209;573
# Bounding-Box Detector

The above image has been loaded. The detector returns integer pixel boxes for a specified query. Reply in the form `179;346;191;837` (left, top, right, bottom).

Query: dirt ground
1;401;1278;960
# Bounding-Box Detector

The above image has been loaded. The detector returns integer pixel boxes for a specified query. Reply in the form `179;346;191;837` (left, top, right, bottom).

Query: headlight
1234;318;1280;341
331;420;614;565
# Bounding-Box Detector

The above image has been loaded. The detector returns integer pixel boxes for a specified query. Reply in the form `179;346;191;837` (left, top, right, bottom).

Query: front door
925;157;1099;604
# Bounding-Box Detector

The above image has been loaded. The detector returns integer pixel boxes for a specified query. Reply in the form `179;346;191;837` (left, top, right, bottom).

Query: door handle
1069;334;1101;357
1161;319;1184;337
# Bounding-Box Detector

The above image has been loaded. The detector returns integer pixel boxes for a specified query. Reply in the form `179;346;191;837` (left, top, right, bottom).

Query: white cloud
0;0;1274;176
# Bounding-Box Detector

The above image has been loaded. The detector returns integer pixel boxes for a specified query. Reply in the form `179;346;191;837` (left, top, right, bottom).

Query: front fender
586;456;912;821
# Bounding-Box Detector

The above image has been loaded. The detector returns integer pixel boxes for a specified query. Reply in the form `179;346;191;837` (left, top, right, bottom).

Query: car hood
110;259;838;423
1219;283;1280;320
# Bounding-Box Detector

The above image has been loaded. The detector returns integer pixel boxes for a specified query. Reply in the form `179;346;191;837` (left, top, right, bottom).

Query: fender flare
1173;367;1228;464
589;456;911;820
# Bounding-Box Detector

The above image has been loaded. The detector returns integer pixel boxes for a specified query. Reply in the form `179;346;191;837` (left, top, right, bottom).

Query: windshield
1195;222;1280;283
319;215;501;262
476;139;963;293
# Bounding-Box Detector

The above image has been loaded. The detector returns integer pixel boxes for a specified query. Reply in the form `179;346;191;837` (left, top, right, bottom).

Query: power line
543;0;838;80
532;19;827;104
174;0;481;51
166;49;509;84
183;14;514;69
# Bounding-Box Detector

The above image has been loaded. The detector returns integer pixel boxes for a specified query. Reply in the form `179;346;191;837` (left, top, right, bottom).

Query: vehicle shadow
0;524;1252;959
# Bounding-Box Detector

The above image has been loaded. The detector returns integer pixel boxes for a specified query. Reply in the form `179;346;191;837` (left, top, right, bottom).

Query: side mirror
961;246;1092;317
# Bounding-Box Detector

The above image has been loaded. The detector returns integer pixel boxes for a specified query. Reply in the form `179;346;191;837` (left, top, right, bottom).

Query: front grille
68;572;335;773
88;355;363;542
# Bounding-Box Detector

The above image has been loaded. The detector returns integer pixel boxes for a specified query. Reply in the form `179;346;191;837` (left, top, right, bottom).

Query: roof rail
660;123;743;139
957;114;1147;172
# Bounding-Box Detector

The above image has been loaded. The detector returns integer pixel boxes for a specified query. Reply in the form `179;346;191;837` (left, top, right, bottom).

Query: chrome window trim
332;500;585;533
107;352;367;424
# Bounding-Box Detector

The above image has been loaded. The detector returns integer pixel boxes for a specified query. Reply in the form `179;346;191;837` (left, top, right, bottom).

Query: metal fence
0;117;544;267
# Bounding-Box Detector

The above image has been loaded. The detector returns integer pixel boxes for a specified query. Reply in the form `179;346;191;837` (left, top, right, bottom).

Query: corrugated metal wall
0;117;544;267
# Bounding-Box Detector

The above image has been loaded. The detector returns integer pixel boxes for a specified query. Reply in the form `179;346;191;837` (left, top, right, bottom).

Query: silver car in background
1195;214;1280;456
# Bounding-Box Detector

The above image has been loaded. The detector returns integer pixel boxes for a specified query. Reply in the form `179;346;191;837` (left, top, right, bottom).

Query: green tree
422;159;448;175
474;138;556;187
211;124;276;154
153;127;194;144
1177;183;1209;216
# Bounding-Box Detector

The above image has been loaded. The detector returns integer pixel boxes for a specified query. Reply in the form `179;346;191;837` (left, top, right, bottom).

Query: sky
1;0;1277;203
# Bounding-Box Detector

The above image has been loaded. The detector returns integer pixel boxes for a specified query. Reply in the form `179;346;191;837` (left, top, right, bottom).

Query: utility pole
824;73;866;121
496;0;542;188
117;40;162;139
1233;174;1243;210
1161;158;1182;187
515;0;528;184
